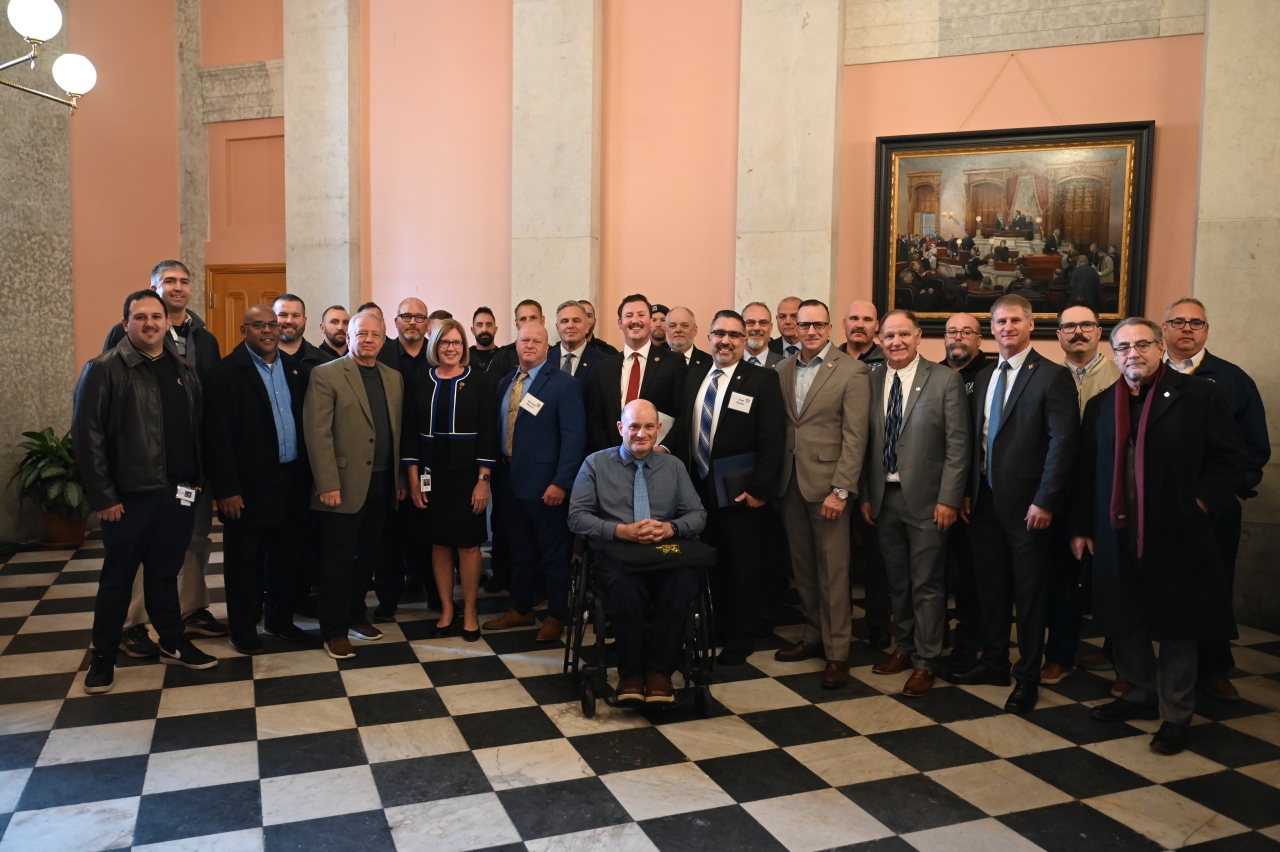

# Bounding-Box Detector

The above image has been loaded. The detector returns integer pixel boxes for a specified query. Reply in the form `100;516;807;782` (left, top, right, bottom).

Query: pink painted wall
201;0;283;67
205;118;285;266
598;0;741;349
69;0;181;370
367;0;512;336
839;35;1204;362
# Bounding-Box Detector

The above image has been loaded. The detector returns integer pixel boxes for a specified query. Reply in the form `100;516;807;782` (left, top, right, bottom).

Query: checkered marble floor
3;531;1280;852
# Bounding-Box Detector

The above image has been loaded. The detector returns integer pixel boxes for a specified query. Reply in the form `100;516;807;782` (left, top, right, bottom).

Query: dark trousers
947;517;982;663
222;463;307;640
94;487;195;654
374;495;430;610
756;503;791;627
699;488;767;654
1200;498;1243;678
1044;519;1085;668
488;492;512;586
318;471;391;640
494;468;569;617
597;557;700;678
851;506;891;629
968;481;1051;684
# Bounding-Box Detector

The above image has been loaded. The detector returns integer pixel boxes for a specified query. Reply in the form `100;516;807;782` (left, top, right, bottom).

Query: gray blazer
860;357;970;520
776;345;871;503
303;355;405;513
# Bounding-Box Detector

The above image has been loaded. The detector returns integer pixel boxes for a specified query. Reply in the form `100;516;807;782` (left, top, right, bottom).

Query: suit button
369;438;374;443
367;461;372;465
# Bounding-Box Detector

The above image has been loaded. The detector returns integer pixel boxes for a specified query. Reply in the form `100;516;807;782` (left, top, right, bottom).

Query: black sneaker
230;633;264;655
1151;721;1190;755
119;624;158;658
184;609;229;637
264;622;308;641
84;651;116;694
372;605;397;624
159;638;219;670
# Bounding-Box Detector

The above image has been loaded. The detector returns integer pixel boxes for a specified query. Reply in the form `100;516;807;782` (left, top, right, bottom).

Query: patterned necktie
633;459;650;521
695;369;724;479
562;352;575;375
625;352;641;404
986;362;1012;487
883;372;902;475
504;371;528;456
747;355;761;366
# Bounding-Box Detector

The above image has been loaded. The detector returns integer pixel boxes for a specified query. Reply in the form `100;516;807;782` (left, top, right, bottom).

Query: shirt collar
247;347;278;372
618;444;655;467
624;340;653;360
708;359;738;382
887;354;920;378
1000;345;1032;372
798;342;833;367
1067;352;1105;379
518;358;546;379
1165;348;1205;372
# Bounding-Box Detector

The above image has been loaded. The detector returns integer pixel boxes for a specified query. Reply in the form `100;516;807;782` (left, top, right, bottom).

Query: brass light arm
0;74;77;111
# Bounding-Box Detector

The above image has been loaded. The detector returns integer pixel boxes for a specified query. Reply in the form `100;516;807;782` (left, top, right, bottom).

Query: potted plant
10;428;91;548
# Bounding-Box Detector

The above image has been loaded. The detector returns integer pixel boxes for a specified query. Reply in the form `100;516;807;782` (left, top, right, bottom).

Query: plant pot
41;512;87;549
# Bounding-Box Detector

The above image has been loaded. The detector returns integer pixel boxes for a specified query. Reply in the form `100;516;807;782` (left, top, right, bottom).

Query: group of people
71;259;1268;757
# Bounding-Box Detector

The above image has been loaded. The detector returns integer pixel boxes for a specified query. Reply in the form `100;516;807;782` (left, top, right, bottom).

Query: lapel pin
1163;391;1170;397
459;382;466;389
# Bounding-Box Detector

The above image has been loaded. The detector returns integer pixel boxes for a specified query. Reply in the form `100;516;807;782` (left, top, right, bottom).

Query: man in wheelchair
568;400;707;703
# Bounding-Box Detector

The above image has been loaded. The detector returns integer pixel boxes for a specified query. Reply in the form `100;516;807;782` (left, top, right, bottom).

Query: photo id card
175;485;197;506
519;393;544;416
728;392;754;413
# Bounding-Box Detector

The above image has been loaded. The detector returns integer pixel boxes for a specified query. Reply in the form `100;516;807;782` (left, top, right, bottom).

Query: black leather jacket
72;337;203;510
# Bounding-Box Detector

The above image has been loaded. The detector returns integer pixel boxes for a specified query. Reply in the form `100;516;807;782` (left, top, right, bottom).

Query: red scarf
1110;362;1165;557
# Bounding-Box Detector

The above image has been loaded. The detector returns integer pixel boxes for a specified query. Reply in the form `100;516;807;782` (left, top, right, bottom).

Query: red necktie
625;353;641;404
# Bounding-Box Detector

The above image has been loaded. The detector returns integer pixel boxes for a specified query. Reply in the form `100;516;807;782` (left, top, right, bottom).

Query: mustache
1069;335;1087;343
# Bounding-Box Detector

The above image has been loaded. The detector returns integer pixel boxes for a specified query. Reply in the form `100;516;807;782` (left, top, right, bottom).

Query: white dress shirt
619;340;653;405
560;342;586;376
1165;348;1205;374
744;350;768;367
881;355;920;483
694;360;739;451
981;345;1032;473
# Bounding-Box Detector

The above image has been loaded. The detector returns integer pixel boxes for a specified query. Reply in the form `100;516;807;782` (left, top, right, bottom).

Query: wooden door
1054;180;1103;250
205;264;286;356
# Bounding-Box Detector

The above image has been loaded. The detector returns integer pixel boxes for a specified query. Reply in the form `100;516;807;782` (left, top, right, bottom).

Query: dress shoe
1150;721;1190;755
872;651;912;675
1004;681;1038;714
432;618;458;639
718;646;749;666
644;670;676;703
902;668;935;697
868;626;893;650
1090;698;1160;723
943;663;1011;687
1039;662;1074;684
462;625;481;643
1078;651;1112;671
483;609;535;630
1111;678;1131;697
325;637;356;659
264;622;307;641
822;660;850;690
1200;675;1240;702
616;675;645;703
946;650;978;673
536;616;564;643
230;633;264;656
774;640;824;663
350;623;383;641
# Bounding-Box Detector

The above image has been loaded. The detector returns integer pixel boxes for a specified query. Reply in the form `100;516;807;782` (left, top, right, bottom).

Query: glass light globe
52;53;96;95
7;0;62;42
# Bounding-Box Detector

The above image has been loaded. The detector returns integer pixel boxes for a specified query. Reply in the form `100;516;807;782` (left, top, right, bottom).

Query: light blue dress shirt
499;358;545;457
794;341;834;411
247;348;298;463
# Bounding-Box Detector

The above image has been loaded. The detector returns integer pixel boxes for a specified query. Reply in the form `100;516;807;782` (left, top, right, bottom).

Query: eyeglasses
398;313;429;324
246;321;280;330
709;330;746;340
437;340;465;349
743;319;771;327
1113;340;1160;355
943;329;979;339
796;321;829;331
1164;318;1207;330
1057;321;1098;333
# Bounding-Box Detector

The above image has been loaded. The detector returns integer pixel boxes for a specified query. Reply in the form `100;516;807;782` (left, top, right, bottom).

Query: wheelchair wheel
581;681;596;718
695;684;712;717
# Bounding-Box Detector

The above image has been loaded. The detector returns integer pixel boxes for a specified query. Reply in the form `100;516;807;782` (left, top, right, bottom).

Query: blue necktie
695;369;724;479
633;459;650;522
986;362;1012;488
786;344;799;357
883;372;902;475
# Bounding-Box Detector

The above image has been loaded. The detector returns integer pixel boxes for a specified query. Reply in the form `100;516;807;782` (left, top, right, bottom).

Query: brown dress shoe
536;616;564;643
774;640;825;663
616;675;645;703
325;637;356;659
1201;675;1240;702
483;609;536;631
1040;662;1073;684
872;651;912;675
350;623;383;641
902;668;935;697
644;670;676;703
822;660;850;690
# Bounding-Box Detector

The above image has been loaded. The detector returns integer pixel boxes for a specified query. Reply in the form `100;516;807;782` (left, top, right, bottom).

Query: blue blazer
548;342;606;392
496;362;587;501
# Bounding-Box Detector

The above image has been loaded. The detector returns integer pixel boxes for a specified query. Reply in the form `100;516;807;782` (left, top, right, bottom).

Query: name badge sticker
519;393;544;416
728;392;753;413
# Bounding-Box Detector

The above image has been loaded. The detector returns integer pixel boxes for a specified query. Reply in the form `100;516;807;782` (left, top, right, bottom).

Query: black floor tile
1023;703;1146;745
371;751;492;807
1009;747;1151;800
520;673;582;705
709;662;769;684
739;704;858;748
840;773;984;834
0;731;48;770
696;748;827;803
846;642;895;668
423;655;515;687
0;672;76;704
53;690;162;728
162;654;254;688
335;641;421;670
133;780;262;845
497;776;630;840
453;706;564;750
151;708;259;752
349;687;448;727
1182;833;1280;851
30;597;97;616
264;809;396;852
640;804;787;852
1165;771;1280;830
0;560;68;575
258;729;369;778
475;597;511;615
1185;723;1280;769
396;619;442;642
4;629;92;654
869;724;998;772
891;685;1005;724
54;569;100;584
1248;641;1280;658
822;839;918;852
1044;670;1116;703
253;672;347;706
1194;695;1274;722
0;586;46;602
999;801;1164;852
16;754;148;810
774;671;881;704
570;727;688;775
483;630;564;655
0;617;30;635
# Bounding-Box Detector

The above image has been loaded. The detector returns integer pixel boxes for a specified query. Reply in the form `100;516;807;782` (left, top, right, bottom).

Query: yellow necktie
505;372;528;456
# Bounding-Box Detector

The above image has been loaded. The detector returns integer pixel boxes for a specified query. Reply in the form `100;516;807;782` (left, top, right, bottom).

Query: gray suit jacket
303;355;405;513
776;345;871;503
860;357;970;520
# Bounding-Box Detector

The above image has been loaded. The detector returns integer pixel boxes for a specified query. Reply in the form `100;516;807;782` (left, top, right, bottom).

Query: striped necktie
695;369;724;479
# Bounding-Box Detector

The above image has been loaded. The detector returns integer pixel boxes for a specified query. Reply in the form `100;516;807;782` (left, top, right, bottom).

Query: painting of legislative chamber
873;122;1154;335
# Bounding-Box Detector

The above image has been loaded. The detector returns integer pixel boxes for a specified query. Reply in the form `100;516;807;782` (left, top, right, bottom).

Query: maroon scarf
1109;362;1166;556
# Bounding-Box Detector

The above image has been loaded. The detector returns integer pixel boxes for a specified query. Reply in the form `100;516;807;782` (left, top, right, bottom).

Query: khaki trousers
781;469;851;662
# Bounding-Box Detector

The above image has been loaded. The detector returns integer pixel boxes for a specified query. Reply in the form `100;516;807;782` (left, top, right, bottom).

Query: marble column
735;0;845;313
177;0;207;311
511;0;601;317
1193;0;1280;631
283;0;361;314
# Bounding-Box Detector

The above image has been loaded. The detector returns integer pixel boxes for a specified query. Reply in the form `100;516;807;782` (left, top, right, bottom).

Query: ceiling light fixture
0;0;96;113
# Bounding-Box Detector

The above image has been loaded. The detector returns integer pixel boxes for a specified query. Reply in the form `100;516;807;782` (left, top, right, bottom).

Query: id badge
175;484;197;506
420;472;432;493
519;393;544;416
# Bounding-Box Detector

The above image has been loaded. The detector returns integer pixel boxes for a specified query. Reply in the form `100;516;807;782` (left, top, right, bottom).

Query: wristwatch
479;473;491;482
832;487;849;501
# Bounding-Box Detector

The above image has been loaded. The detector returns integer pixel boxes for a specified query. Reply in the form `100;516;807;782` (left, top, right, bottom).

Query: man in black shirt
274;294;333;370
74;291;219;693
469;306;500;372
318;305;350;359
578;299;620;356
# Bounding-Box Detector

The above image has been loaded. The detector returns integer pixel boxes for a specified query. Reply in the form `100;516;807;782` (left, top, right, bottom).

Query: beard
746;335;766;352
946;343;971;365
475;332;494;347
278;326;300;343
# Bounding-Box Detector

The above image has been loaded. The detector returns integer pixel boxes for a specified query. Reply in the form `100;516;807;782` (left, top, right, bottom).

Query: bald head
619;400;660;458
395;297;429;344
842;299;880;355
666;307;697;354
516;321;549;370
242;304;280;361
944;312;982;368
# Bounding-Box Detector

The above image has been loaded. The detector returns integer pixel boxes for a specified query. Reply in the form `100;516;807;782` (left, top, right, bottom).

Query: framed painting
872;121;1154;336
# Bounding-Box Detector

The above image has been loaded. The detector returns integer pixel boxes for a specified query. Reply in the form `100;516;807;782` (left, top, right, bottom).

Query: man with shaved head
203;305;312;654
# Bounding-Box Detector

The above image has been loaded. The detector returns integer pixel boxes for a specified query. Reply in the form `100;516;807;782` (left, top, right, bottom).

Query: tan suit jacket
776;345;871;503
303;355;405;513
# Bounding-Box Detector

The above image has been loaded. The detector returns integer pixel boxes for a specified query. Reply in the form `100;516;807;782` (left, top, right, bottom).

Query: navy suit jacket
496;362;587;501
548;343;606;393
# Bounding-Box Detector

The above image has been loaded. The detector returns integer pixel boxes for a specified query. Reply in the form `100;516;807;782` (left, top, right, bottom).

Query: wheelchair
562;543;717;719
